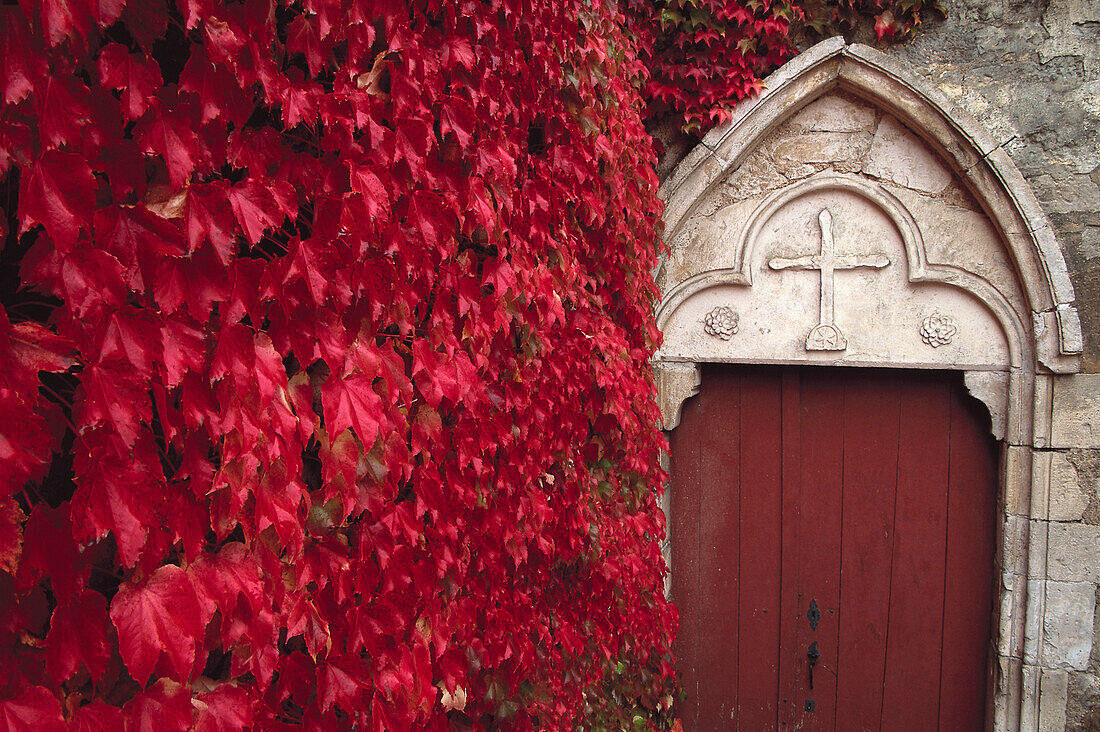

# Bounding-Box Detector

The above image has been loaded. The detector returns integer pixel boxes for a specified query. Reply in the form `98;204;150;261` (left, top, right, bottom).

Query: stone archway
654;39;1082;731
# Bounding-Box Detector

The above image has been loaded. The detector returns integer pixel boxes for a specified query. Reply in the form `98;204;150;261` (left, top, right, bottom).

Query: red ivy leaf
442;36;476;70
98;43;164;122
193;683;255;732
33;74;96;151
67;700;126;732
318;655;365;714
18;150;96;247
7;321;75;375
70;431;160;566
187;542;263;647
255;459;307;559
118;0;169;51
180;45;251;126
134;98;205;189
75;362;150;446
227;178;284;245
122;678;194;732
153;245;229;320
406;189;453;256
287;14;326;78
16;503;88;601
160;313;206;388
348;166;389;220
440;95;476;148
0;685;65;732
44;589;112;684
94;205;188;288
0;7;44;105
98;307;161;379
321;372;384;448
59;247;129;318
185;180;237;261
110;564;210;684
875;11;898;39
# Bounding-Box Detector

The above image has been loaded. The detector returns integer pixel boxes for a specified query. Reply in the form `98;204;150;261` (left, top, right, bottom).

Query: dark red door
670;366;996;731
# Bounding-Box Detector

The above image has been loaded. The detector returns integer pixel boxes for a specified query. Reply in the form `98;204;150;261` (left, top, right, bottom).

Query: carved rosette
806;323;846;351
704;306;739;340
920;311;957;348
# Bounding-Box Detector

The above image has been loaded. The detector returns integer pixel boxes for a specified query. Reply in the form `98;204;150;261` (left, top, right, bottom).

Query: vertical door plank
796;368;846;732
669;375;705;730
938;388;997;729
777;370;804;730
736;369;785;729
835;371;901;730
671;367;743;729
880;374;951;728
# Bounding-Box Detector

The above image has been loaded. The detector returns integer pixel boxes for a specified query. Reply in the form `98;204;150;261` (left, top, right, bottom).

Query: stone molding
655;38;1086;732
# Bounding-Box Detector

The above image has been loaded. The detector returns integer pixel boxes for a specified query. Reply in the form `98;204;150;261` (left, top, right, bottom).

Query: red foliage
625;0;803;131
626;0;944;131
0;0;677;727
1;0;938;725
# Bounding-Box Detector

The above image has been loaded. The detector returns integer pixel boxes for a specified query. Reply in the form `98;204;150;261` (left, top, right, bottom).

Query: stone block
1000;570;1028;658
789;93;876;132
1041;581;1096;670
1035;374;1055;450
1020;661;1042;732
1033;450;1091;522
1029;520;1050;580
1038;669;1069;732
1032;225;1078;306
654;362;700;431
1051;375;1100;449
964;370;1009;441
1033;450;1054;520
1067;672;1100;731
1004;445;1033;517
1000;514;1029;575
1026;578;1046;665
862;115;952;194
770;131;872;168
1046;522;1100;583
1031;171;1100;216
1050;453;1090;522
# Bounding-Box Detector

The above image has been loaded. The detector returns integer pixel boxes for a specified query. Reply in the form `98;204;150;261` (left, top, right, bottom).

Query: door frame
653;40;1082;732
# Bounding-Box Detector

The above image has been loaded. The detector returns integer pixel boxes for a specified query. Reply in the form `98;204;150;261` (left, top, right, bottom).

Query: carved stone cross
768;208;890;351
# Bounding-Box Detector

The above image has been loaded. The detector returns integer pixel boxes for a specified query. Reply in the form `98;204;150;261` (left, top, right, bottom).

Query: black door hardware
807;641;820;690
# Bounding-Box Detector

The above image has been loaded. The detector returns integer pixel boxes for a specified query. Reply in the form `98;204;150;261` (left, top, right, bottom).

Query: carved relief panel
656;172;1013;371
652;90;1041;386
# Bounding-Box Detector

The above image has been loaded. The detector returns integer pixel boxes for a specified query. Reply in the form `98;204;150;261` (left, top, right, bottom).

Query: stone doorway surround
654;38;1085;731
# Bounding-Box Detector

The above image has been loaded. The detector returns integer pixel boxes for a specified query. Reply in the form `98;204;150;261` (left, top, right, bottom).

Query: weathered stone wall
1041;376;1100;731
888;0;1100;372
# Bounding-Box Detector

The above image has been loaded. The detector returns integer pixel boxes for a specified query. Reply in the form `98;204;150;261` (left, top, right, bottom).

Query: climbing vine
0;0;936;727
628;0;945;131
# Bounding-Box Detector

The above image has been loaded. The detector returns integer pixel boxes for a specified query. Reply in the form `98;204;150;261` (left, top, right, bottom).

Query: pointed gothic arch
655;38;1082;731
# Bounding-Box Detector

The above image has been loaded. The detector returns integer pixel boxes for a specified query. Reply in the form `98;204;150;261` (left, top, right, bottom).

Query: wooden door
670;366;997;731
